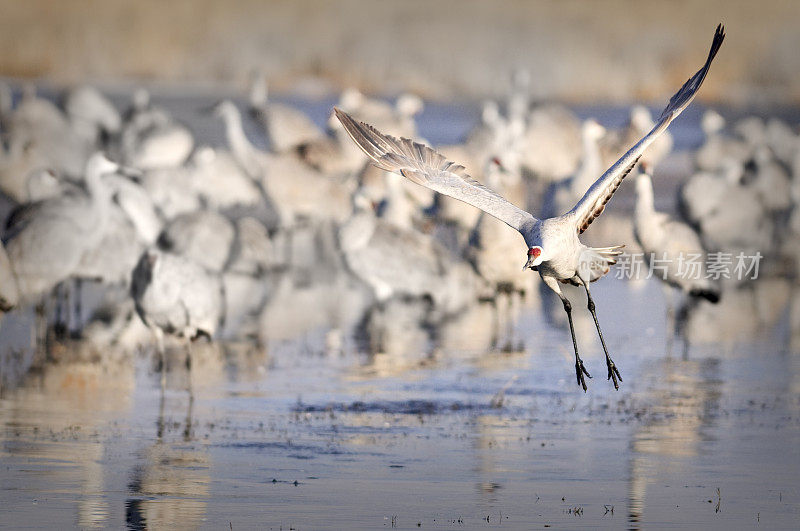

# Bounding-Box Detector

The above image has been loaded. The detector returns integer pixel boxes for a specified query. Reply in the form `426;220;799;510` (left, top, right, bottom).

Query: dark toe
606;363;622;390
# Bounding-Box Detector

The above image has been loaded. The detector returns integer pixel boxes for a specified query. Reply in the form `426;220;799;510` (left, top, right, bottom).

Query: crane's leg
183;337;193;388
674;299;692;360
53;282;66;339
152;326;166;391
183;337;194;441
662;285;676;357
581;281;622;390
496;291;514;352
510;290;523;351
33;299;48;365
156;381;166;439
489;297;500;350
183;380;194;442
71;278;83;338
543;276;591;391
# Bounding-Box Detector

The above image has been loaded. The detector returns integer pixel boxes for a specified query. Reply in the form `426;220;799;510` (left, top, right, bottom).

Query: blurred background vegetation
0;0;797;104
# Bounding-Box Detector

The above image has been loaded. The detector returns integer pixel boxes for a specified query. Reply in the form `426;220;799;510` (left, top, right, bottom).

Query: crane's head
630;105;654;131
85;153;120;179
211;100;238;119
523;246;543;270
635;162;654;196
582;119;606;142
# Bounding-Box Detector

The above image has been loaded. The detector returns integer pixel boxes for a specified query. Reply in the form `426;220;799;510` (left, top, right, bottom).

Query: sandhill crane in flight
335;24;724;391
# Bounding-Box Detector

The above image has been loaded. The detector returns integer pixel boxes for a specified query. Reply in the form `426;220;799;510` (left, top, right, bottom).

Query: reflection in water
258;267;371;355
0;359;134;528
680;278;790;347
356;298;435;363
627;357;722;529
126;444;210;530
127;355;211;530
1;255;798;528
790;284;800;353
437;300;500;356
472;414;506;507
352;294;536;379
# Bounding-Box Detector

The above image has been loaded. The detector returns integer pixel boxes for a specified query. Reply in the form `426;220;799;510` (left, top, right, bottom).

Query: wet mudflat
1;278;798;530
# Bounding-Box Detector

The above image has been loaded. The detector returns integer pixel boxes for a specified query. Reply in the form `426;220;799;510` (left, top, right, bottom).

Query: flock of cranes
0;24;797;390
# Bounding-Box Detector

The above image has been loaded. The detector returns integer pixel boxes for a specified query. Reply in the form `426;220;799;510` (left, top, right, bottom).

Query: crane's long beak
200;102;221;115
523;256;536;271
119;165;143;179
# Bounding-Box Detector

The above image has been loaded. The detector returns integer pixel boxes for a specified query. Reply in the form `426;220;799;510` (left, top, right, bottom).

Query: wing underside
335;108;537;234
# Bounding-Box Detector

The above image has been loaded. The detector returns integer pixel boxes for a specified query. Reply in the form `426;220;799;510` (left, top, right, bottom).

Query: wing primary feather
569;24;724;234
658;23;725;121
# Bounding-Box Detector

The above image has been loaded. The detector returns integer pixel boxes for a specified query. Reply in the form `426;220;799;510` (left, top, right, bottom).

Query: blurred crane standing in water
3;154;121;335
335;24;725;391
634;163;721;351
130;248;224;387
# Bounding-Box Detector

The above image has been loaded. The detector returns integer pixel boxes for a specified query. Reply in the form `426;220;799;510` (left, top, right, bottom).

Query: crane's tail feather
689;287;721;304
591;245;626;264
579;245;625;283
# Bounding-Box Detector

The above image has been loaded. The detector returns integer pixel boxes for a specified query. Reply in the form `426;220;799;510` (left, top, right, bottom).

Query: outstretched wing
569;23;725;234
335;108;537;234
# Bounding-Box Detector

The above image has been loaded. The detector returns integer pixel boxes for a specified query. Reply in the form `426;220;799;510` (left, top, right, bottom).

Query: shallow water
1;278;798;530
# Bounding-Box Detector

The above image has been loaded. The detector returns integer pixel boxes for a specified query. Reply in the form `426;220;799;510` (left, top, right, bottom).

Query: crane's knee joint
587;298;595;312
562;298;572;313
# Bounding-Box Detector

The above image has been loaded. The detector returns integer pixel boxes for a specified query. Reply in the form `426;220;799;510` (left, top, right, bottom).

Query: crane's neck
85;166;108;200
85;170;113;229
634;174;655;221
583;129;603;172
571;128;603;195
249;73;268;109
340;194;377;252
222;108;260;175
383;173;414;230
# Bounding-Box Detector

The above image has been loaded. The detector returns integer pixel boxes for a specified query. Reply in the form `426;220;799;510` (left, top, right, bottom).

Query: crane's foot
606;357;622;390
575;357;592;392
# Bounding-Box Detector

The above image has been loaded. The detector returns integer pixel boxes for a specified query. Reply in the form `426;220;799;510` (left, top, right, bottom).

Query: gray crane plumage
157;210;236;273
339;193;480;315
334;24;725;391
131;249;223;340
